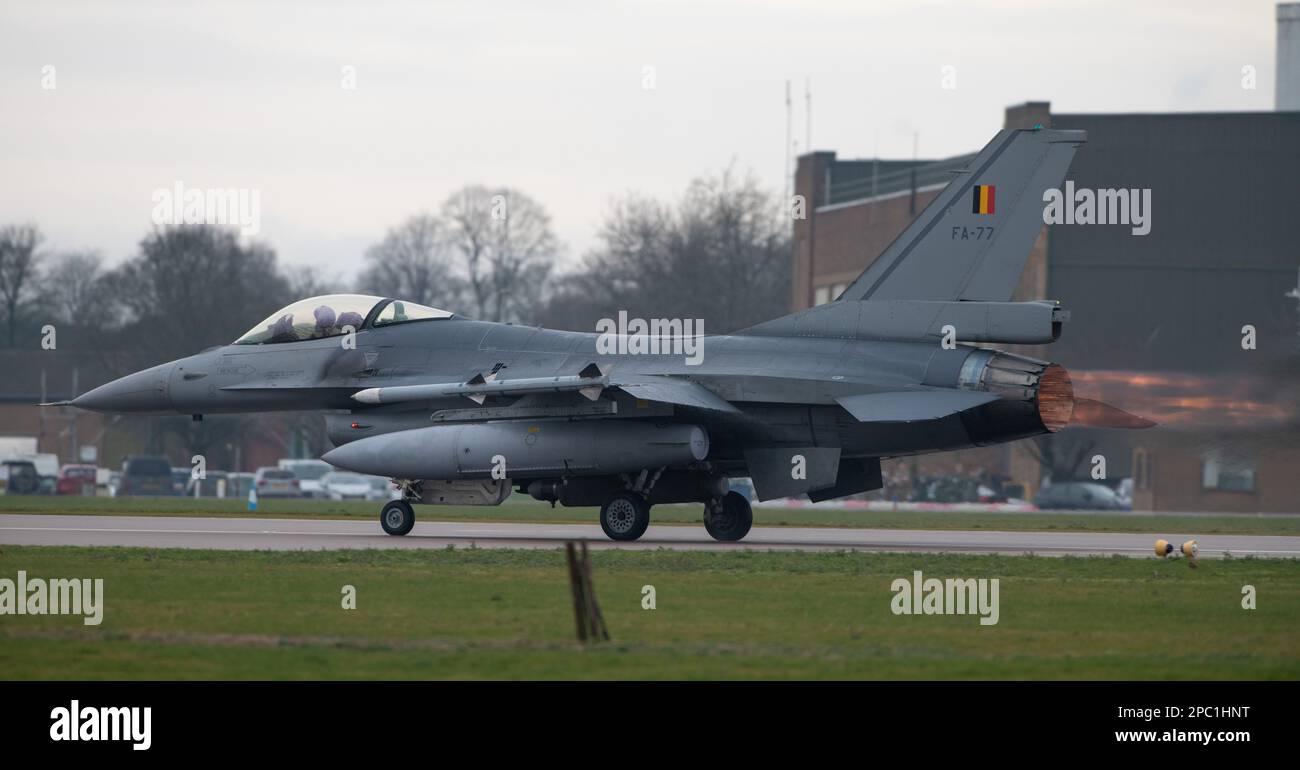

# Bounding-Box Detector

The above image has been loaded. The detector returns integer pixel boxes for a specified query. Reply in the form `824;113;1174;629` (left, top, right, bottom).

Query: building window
1201;450;1256;492
831;283;848;301
813;286;830;306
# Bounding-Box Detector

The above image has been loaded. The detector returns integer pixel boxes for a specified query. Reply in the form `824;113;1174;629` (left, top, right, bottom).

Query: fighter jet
63;127;1151;542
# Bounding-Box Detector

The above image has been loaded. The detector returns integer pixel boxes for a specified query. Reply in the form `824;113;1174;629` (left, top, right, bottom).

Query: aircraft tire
599;492;650;541
704;491;752;542
380;500;415;536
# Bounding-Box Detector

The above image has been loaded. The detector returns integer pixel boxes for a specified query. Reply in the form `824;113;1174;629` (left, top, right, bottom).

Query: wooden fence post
566;540;609;643
581;541;610;641
565;541;588;643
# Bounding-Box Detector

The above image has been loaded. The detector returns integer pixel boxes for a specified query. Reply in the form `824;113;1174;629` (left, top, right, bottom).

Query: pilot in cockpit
337;310;365;331
268;313;296;342
312;305;337;338
234;295;453;346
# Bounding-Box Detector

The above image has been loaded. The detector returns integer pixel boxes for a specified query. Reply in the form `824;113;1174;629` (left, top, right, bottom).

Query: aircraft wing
611;375;741;414
835;390;999;422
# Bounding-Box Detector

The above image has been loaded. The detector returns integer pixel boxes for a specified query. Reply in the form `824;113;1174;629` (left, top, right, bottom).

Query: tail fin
837;128;1085;303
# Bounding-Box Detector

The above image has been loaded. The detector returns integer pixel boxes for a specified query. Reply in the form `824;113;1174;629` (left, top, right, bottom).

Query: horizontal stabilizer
739;299;1067;345
835;390;999;422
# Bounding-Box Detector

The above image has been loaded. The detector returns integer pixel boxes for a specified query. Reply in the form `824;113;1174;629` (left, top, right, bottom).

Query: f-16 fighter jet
63;128;1150;542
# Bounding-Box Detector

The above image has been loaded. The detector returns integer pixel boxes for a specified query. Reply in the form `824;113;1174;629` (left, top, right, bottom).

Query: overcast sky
0;0;1283;280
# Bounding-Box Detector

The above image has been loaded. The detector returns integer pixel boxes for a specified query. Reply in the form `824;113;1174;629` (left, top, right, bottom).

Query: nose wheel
380;500;415;536
704;491;752;542
599;492;651;541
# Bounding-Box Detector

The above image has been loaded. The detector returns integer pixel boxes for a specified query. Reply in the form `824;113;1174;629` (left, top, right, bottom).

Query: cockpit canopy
233;294;453;345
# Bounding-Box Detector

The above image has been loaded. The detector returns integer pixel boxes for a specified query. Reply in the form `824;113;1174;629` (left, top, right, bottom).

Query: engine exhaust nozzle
1036;364;1075;433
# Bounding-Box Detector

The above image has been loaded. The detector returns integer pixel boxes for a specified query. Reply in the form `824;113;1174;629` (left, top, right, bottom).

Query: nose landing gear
380;499;415;536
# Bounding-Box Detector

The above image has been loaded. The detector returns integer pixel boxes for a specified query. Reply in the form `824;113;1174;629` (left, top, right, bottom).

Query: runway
2;514;1298;557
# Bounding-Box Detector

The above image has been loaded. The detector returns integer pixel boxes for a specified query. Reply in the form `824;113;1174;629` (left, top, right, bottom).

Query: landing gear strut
380;499;415;536
704;491;752;542
599;491;651;541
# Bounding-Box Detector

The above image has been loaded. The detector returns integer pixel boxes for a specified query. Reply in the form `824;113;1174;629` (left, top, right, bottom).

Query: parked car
279;459;332;498
5;452;59;494
1033;481;1126;511
320;471;374;500
118;455;174;496
254;467;300;498
56;464;98;495
1;460;41;495
912;475;1010;504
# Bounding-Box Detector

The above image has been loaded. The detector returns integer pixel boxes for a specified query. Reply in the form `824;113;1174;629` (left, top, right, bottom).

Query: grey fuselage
75;315;1055;476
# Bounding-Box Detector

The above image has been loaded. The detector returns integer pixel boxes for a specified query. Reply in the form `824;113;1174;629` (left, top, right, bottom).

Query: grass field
2;545;1297;679
3;494;1297;535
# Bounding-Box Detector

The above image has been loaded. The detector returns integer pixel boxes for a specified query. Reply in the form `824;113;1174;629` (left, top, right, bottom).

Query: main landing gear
703;491;753;542
378;476;754;543
595;488;753;543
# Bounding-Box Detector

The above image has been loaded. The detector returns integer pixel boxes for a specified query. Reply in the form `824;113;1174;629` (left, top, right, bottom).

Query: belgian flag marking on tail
972;184;996;215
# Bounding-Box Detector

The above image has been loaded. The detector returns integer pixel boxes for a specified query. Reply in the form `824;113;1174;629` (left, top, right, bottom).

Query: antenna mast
784;80;792;201
804;76;811;153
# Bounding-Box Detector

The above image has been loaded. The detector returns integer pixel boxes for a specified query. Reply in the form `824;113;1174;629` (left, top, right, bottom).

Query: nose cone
321;437;389;477
323;429;432;477
72;362;176;414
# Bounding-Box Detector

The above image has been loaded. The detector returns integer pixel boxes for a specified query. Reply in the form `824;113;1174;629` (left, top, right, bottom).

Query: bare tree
100;225;290;463
679;166;791;331
105;225;291;364
41;250;108;328
359;214;461;308
442;186;557;323
287;265;347;298
0;223;45;347
540;167;791;333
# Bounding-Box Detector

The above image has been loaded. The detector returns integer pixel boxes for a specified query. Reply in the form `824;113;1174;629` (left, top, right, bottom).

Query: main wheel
704;491;752;542
380;499;415;536
599;492;651;541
